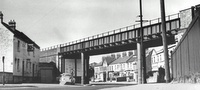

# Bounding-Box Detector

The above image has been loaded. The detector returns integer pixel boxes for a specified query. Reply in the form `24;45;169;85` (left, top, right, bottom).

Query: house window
17;40;20;52
160;55;162;61
29;62;31;72
26;59;30;71
33;50;35;57
17;59;20;72
28;51;30;56
22;42;26;48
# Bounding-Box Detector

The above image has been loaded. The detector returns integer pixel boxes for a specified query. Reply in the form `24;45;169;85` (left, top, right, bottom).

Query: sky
1;0;200;63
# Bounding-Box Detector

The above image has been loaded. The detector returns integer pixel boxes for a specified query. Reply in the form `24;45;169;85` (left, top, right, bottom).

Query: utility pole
160;0;170;83
2;56;5;85
137;0;146;84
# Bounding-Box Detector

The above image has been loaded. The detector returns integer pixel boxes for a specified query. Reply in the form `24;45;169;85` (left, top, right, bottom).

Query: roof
94;61;103;67
90;62;98;67
110;55;133;65
146;49;154;72
1;22;40;49
127;55;137;62
103;58;115;65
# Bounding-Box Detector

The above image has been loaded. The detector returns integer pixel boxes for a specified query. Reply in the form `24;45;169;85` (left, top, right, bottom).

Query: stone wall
0;72;13;84
40;47;60;70
180;8;192;29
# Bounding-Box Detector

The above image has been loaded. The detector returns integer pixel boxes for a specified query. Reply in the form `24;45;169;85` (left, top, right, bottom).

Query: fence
171;5;200;81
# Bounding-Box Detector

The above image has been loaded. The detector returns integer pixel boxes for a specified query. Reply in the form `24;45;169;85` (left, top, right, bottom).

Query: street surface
1;83;200;90
0;84;130;90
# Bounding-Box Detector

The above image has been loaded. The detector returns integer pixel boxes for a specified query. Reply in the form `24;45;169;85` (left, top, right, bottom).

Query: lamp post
2;56;5;85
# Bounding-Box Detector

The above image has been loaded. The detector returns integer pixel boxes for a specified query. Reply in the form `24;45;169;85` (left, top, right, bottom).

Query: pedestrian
158;66;165;82
70;69;75;84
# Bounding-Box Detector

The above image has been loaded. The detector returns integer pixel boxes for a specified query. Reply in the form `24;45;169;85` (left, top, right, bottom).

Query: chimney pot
0;11;3;22
8;20;16;30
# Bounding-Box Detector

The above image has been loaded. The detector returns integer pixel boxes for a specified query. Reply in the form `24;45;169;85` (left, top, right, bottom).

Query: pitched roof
1;22;40;49
127;55;137;62
90;62;98;67
110;55;133;65
94;61;103;67
103;58;115;65
146;49;154;72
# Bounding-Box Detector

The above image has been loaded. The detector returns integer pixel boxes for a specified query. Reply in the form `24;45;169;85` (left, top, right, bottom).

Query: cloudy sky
1;0;200;63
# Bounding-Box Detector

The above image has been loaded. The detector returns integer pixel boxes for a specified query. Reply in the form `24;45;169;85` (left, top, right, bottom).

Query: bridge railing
57;13;180;53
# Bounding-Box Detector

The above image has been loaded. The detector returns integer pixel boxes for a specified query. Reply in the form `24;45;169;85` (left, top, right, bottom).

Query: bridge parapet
59;14;180;55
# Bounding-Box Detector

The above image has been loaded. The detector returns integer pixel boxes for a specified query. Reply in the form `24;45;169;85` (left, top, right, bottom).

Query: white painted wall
0;24;14;73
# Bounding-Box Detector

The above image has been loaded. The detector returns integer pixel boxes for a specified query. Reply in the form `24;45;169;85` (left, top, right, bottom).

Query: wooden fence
171;6;200;80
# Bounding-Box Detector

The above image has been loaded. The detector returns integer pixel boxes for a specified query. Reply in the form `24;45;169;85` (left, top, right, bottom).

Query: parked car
59;73;75;85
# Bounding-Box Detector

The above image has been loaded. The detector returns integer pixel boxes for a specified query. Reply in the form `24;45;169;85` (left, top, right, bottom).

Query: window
15;58;17;70
117;65;119;70
28;51;30;56
22;42;26;48
33;50;35;57
26;59;30;71
17;59;20;72
160;55;162;61
17;40;20;52
29;62;31;72
35;65;37;74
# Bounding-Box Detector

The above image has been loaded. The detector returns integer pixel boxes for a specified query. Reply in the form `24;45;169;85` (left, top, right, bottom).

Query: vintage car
59;73;75;85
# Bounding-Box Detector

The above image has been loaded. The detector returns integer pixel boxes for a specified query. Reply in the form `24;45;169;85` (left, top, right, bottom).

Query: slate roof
1;22;40;49
110;55;135;65
103;58;115;65
127;55;137;62
146;49;154;72
94;61;103;67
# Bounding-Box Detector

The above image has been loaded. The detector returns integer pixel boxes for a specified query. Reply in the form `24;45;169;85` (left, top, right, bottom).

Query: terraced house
108;52;137;82
0;12;40;83
94;51;138;82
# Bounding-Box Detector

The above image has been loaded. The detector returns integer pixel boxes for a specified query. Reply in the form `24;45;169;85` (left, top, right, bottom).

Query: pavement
90;81;137;85
99;83;200;90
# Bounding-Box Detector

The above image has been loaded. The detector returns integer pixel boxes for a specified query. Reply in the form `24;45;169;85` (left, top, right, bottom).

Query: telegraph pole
160;0;170;83
137;0;146;84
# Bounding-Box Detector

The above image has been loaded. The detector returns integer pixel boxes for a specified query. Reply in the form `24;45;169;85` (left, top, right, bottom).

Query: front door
103;72;106;82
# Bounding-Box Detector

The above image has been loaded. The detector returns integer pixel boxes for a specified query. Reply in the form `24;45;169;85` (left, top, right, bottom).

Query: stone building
40;46;83;83
40;46;61;71
0;12;40;83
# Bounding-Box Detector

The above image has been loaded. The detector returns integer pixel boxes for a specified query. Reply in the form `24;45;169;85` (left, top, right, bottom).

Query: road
0;84;131;90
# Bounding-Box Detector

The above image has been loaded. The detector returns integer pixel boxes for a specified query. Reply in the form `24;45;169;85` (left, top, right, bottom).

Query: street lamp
2;56;5;85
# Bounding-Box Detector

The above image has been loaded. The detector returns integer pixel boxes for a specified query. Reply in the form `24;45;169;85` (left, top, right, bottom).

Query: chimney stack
8;20;16;30
0;11;3;23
